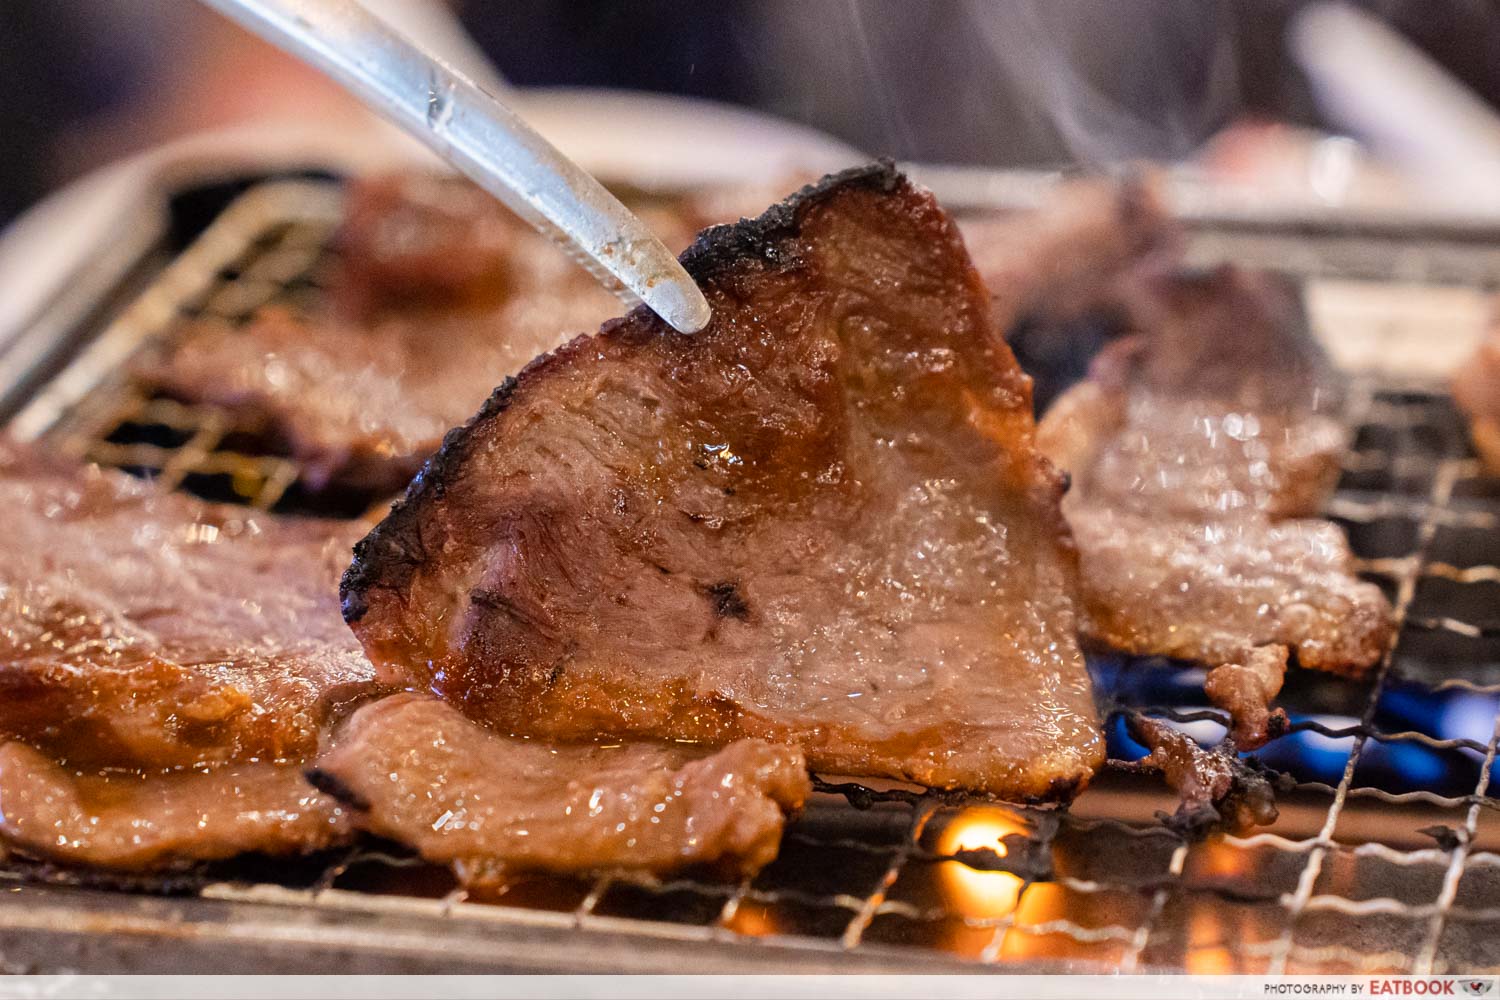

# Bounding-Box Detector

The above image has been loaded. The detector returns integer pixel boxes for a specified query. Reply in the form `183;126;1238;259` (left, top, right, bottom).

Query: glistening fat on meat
1038;266;1393;750
0;441;372;868
342;164;1106;800
135;175;734;494
311;694;810;888
0;440;809;879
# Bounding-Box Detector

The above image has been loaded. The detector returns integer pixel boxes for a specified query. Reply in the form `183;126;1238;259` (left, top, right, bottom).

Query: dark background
3;0;1499;225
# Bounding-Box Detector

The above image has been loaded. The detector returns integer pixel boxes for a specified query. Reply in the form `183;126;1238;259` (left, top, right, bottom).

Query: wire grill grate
3;180;1500;975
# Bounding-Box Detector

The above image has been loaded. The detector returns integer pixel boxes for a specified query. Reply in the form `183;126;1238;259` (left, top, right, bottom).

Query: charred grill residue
701;581;751;621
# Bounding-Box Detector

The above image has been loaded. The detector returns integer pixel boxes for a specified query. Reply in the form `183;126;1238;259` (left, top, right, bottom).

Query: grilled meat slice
1068;506;1391;677
312;694;809;886
0;744;349;869
333;172;534;313
0;442;375;867
1039;266;1392;750
1454;313;1500;473
960;177;1177;411
1043;266;1349;521
140;300;615;492
1061;381;1349;522
138;174;715;494
342;164;1105;799
333;172;706;317
960;177;1174;333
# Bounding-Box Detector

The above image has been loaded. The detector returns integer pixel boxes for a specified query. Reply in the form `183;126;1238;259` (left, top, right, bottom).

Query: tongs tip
204;0;715;335
653;283;713;336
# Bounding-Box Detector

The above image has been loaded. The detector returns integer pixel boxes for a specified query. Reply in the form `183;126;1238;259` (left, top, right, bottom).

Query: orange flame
724;899;780;938
935;806;1026;919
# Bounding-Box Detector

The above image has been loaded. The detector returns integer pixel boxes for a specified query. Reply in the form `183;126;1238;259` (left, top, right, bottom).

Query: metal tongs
202;0;712;334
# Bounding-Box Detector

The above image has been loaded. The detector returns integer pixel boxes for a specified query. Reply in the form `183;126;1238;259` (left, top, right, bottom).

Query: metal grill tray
3;177;1500;976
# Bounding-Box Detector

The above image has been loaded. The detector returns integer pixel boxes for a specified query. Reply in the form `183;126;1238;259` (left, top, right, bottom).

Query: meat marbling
341;164;1105;799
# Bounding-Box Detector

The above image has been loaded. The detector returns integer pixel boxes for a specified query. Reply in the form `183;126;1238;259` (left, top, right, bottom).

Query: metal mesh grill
4;180;1500;975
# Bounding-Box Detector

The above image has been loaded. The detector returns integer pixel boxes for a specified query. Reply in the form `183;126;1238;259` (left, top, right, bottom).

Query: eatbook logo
1369;981;1497;995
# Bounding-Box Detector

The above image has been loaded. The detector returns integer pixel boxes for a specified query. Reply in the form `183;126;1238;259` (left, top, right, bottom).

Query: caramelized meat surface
1068;507;1390;677
0;442;373;866
141;300;615;492
343;165;1104;798
1039;267;1392;748
1204;646;1288;748
0;744;349;869
1130;716;1277;834
313;694;809;885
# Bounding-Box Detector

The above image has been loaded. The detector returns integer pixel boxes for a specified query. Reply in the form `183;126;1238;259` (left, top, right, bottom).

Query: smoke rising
757;0;1246;167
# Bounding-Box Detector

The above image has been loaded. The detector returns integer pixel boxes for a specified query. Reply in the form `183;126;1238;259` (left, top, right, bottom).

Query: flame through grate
4;180;1500;975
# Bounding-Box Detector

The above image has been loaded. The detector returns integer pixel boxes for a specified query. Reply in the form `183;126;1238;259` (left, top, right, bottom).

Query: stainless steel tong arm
201;0;712;333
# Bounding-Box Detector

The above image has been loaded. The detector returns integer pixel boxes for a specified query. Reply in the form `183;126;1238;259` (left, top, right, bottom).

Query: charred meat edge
341;162;907;622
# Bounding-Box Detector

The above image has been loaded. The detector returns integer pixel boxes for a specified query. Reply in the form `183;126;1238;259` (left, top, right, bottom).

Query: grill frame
2;175;1500;976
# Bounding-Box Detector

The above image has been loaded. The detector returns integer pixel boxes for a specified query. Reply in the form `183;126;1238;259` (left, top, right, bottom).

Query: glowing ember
935;807;1026;919
724;900;780;938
